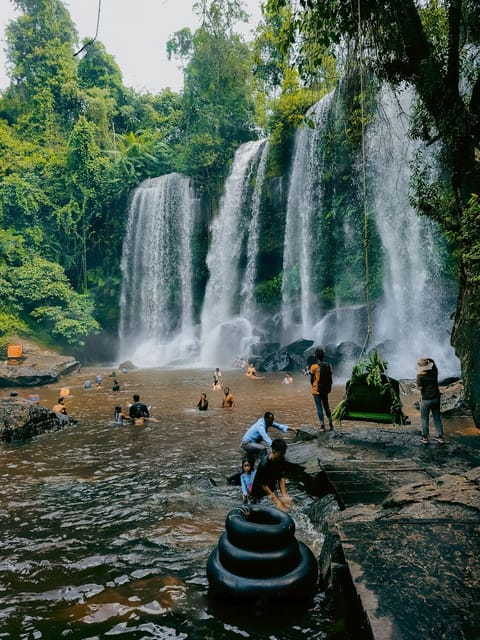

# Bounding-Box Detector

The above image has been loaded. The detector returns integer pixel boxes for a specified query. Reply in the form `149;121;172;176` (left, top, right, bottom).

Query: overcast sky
0;0;262;94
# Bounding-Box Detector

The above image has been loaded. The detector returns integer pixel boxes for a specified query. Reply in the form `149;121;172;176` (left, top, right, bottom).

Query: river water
1;368;348;640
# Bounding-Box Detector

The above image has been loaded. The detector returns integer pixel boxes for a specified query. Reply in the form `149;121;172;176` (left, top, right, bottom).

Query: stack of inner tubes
207;505;318;603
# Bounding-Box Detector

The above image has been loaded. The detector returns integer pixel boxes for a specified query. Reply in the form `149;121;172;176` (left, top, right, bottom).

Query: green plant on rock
333;350;404;425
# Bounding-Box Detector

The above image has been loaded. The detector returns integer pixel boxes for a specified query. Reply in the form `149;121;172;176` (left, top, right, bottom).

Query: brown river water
1;367;477;639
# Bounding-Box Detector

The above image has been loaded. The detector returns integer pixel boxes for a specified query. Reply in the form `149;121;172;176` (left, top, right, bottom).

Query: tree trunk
452;266;480;427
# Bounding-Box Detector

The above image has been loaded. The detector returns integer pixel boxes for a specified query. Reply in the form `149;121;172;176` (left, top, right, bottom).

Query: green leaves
10;256;99;346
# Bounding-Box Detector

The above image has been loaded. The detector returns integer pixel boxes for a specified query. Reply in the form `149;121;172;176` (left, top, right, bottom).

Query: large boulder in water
259;350;305;372
325;341;363;377
0;396;74;442
248;342;281;358
282;339;314;356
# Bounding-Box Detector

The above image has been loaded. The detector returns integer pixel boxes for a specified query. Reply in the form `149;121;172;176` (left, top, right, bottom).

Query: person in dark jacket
128;394;150;420
250;439;292;511
416;357;445;445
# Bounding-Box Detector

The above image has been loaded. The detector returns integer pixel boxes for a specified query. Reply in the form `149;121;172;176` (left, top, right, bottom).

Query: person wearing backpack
310;348;334;431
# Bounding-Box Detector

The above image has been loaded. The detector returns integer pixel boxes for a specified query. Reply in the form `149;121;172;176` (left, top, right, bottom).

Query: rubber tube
217;531;301;578
225;505;295;551
207;540;318;602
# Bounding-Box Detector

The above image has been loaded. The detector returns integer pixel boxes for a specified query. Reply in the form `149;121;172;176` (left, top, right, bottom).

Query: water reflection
0;368;333;639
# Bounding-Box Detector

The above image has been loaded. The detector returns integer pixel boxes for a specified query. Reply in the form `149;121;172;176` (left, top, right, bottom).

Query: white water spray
281;93;334;340
199;140;267;365
367;86;457;376
118;173;199;366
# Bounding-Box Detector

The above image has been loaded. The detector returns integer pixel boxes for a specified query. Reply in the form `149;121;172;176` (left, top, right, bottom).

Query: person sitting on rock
52;397;67;415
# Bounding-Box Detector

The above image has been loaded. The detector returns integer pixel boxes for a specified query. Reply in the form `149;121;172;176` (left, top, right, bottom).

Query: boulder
0;338;80;387
0;397;74;442
281;339;314;355
247;342;281;358
324;341;363;377
412;380;471;415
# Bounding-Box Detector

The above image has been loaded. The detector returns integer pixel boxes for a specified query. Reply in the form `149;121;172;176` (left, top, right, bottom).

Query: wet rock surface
287;423;480;640
0;397;75;442
0;339;80;387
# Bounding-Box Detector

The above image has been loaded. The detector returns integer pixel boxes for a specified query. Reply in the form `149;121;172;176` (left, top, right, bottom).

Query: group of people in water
54;348;445;512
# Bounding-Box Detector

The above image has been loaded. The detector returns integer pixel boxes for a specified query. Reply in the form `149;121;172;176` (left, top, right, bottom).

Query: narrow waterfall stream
281;92;334;340
119;173;199;366
199;140;268;366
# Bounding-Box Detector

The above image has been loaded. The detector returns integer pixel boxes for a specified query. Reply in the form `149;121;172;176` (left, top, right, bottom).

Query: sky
0;0;263;94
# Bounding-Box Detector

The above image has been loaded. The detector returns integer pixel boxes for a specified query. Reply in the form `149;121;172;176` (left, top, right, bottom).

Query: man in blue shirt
241;411;298;460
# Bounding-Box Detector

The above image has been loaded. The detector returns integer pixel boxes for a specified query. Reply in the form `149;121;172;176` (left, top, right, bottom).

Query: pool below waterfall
0;368;339;639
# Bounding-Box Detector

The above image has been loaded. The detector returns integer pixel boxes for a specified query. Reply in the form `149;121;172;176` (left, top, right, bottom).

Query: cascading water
241;140;269;322
367;86;457;377
118;88;458;377
119;173;199;366
281;93;334;342
199;139;268;366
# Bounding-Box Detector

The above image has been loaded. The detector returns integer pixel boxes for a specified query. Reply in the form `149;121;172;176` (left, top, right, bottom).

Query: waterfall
199;139;268;366
281;93;334;341
241;141;269;322
118;88;457;378
367;86;457;377
118;173;199;366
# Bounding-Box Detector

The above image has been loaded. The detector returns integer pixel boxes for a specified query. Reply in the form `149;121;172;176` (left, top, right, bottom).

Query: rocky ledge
0;396;75;442
0;338;80;387
287;424;480;639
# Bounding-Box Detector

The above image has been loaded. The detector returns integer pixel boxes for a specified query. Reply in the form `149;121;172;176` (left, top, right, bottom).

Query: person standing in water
221;387;235;408
196;393;209;411
240;459;256;504
129;394;150;420
416;357;445;445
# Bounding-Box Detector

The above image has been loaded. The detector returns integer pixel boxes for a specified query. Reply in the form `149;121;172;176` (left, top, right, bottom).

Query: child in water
240;459;256;504
114;406;130;425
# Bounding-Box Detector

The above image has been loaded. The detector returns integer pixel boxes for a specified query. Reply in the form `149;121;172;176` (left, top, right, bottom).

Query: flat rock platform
287;420;480;640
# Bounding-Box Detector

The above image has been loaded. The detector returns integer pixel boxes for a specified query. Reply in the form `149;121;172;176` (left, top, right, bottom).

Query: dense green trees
168;0;257;192
0;0;268;351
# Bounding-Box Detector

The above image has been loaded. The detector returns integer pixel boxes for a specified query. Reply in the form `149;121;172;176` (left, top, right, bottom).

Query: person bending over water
241;411;298;461
250;439;293;511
